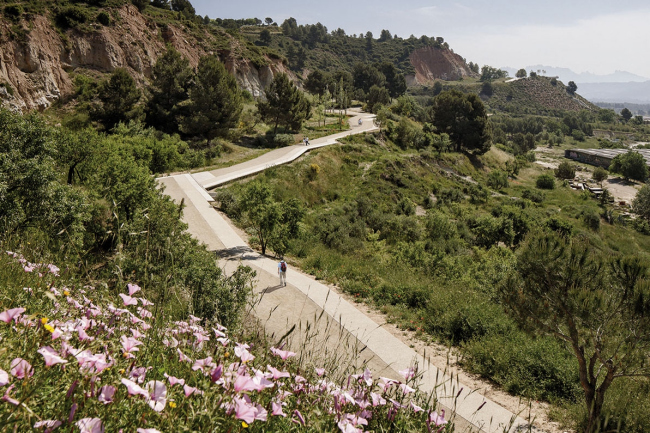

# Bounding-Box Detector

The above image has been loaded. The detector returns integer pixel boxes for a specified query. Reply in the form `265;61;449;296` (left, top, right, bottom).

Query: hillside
0;1;478;111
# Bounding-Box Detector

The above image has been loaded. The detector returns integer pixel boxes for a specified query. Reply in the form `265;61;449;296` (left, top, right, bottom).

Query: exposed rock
0;4;287;111
408;46;476;84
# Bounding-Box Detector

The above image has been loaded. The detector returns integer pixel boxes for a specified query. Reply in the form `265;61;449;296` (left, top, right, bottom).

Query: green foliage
131;0;148;11
555;161;576;180
145;45;193;134
632;185;650;222
536;173;555;189
93;68;142;130
566;81;578;95
592;166;608;184
480;65;508;82
515;68;527;78
257;73;310;133
367;85;391;113
55;5;90;30
620;107;633;122
430;89;492;155
3;4;23;21
522;188;545;203
609;150;649;182
181;55;243;143
487;169;508;190
480;81;493;97
502;234;650;432
581;210;600;231
96;11;110;25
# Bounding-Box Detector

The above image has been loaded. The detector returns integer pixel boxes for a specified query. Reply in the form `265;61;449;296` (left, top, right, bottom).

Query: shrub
439;187;464;203
536;173;555;189
3;4;22;21
571;129;586;142
273;133;294;147
487;170;508;190
555;161;576;180
307;163;320;181
522;188;544;203
96;11;110;26
582;210;601;231
55;6;89;29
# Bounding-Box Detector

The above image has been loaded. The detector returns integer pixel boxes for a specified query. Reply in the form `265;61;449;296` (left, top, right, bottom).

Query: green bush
55;6;90;29
536;173;555;189
555;161;576;180
522;188;544;203
96;11;110;26
487;169;508;190
3;4;22;21
582;210;600;231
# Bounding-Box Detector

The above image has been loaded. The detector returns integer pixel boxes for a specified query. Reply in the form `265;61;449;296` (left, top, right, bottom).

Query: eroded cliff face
0;4;289;111
408;46;475;84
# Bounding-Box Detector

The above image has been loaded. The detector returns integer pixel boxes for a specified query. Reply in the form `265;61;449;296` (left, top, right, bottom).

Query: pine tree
181;55;242;145
258;73;310;134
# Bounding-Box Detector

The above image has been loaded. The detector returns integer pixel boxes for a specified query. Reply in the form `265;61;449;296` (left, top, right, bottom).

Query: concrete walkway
156;112;539;433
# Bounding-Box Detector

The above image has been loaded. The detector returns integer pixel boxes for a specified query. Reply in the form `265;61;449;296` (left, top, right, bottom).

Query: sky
192;0;650;79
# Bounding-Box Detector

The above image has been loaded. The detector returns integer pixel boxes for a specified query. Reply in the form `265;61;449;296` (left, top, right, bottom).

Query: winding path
157;110;539;433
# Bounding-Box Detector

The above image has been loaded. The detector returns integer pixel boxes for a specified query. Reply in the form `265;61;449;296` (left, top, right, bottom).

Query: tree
150;0;170;9
480;65;507;82
181;55;242;145
620;107;633;123
592;167;608;186
501;234;650;433
480;81;493;97
264;17;273;25
131;0;148;11
366;85;390;113
609;151;648;182
171;0;195;15
566;81;578;95
259;28;272;45
258;73;311;134
304;69;331;96
377;62;407;99
240;182;281;256
352;63;385;94
145;45;193;134
515;68;527;78
378;29;392;42
487;169;508;190
555;161;576;180
94;68;141;130
373;106;390;133
430;89;491;155
632;185;650;222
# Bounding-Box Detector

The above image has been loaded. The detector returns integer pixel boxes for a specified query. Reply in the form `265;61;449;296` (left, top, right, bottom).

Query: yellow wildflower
41;317;48;325
241;422;248;428
119;368;125;374
169;401;177;408
63;290;70;296
224;352;230;358
44;324;55;333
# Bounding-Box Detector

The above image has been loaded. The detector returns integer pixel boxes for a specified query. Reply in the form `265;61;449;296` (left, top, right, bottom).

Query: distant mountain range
501;66;650;103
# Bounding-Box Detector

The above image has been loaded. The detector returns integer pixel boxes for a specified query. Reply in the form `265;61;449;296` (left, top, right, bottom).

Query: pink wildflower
293;409;306;426
267;365;290;380
2;384;19;405
210;365;223;383
315;367;326;376
234;345;255;363
34;420;62;429
97;385;115;404
0;307;25;324
121;378;148;397
76;418;104;433
120;335;143;357
399;366;416;381
137;429;161;433
139;298;154;307
428;410;447;427
165;374;185;387
183;384;203;397
400;383;415;395
0;369;9;386
270;346;296;360
146;380;167;412
233;397;256;424
119;294;138;306
192;356;213;372
176;348;191;363
37;346;68;367
271;401;286;417
127;283;141;296
10;358;33;379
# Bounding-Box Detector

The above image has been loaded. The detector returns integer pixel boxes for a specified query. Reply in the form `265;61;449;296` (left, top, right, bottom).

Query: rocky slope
0;4;290;111
407;46;476;85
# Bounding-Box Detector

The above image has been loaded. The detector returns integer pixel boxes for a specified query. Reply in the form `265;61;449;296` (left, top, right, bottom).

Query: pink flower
410;401;424;412
0;369;9;386
10;358;33;379
315;367;326;377
378;377;399;392
267;365;290;380
37;346;68;367
428;410;447;427
233;374;257;393
2;384;19;405
0;308;25;324
235;345;255;363
120;335;143;356
77;328;94;342
119;294;138;306
139;298;154;307
97;385;115;404
165;374;185;387
177;348;191;363
121;378;148;397
210;365;223;383
76;418;103;433
271;401;286;417
34;420;62;429
183;384;203;397
293;409;306;426
270;346;296;360
234;397;256;424
192;356;213;372
137;429;161;433
127;283;141;296
399;366;416;381
146;380;167;412
399;384;415;395
137;307;152;319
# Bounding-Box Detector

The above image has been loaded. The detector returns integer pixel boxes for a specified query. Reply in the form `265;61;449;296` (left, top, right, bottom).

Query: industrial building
564;148;650;168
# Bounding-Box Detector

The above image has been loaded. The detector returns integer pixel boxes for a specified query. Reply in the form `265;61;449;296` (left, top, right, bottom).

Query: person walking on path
278;259;287;286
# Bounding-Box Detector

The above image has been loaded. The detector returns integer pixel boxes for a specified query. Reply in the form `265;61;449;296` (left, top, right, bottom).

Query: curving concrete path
156;110;541;433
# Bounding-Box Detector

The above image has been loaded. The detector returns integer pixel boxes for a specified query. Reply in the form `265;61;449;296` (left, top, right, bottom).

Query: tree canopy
609;150;648;182
257;73;311;134
430;89;492;155
93;68;141;130
181;55;243;144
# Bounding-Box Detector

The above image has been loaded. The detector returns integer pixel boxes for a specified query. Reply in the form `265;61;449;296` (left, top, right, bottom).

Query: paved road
157;111;539;433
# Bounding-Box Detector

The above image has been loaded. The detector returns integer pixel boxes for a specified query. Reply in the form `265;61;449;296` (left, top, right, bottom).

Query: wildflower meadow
0;251;451;432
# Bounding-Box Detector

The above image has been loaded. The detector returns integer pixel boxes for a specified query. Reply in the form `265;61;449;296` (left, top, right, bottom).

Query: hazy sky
193;0;650;79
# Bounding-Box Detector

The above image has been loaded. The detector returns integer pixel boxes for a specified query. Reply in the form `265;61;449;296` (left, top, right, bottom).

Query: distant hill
575;81;650;104
501;65;649;84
